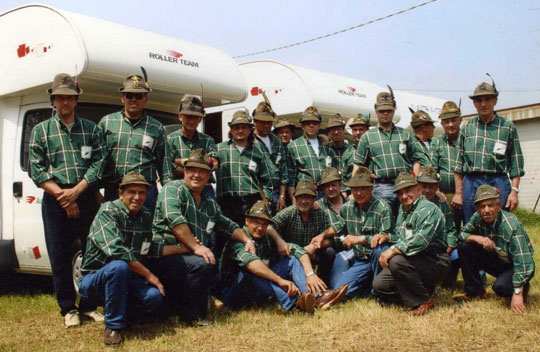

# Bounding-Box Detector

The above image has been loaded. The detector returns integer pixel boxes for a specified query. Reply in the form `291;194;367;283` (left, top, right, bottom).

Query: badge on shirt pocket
206;221;215;234
81;146;92;159
249;160;258;172
405;223;413;239
325;156;332;167
399;143;407;155
142;134;155;149
493;141;507;156
140;240;151;255
275;155;281;164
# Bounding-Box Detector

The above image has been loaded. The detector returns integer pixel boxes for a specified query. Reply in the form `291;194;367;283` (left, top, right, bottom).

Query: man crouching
218;201;346;313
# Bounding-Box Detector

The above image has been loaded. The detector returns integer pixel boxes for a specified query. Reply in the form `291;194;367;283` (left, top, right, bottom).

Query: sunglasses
124;93;145;100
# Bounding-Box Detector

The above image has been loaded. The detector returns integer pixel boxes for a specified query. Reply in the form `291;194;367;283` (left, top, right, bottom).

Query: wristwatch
306;271;315;277
514;288;522;295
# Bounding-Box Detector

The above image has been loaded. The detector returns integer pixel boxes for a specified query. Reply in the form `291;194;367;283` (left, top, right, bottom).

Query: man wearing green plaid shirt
168;95;218;196
252;102;289;213
29;74;106;327
410;109;436;173
153;149;256;324
79;172;187;346
287;106;337;202
373;173;449;316
353;89;429;216
453;79;524;223
269;179;339;285
99;73;173;214
329;167;394;298
456;184;535;314
218;201;334;313
326;114;355;195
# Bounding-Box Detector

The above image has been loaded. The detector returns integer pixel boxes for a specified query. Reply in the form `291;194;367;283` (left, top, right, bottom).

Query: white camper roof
208;60;445;128
0;4;246;112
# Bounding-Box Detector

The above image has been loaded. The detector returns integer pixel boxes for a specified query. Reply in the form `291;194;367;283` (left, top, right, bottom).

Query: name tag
325;156;332;167
399;143;407;155
206;221;215;234
249;160;257;172
493;141;507;156
142;134;155;149
275;155;281;164
140;241;151;255
405;224;414;239
81;146;92;159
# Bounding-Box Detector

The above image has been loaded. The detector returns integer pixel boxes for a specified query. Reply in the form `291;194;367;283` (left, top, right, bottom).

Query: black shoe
104;328;123;347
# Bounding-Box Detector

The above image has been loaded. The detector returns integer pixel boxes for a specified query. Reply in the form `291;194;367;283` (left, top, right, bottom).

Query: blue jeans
105;182;158;217
79;260;163;330
220;257;308;311
462;174;510;223
42;189;98;315
373;183;399;217
330;245;388;297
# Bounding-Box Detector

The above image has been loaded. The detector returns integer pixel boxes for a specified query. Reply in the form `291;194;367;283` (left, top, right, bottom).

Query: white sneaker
80;310;105;322
64;310;80;328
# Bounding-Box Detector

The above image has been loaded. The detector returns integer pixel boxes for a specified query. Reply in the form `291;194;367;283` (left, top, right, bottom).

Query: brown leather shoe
296;292;315;314
454;291;489;302
104;328;123;347
408;298;434;316
315;284;349;310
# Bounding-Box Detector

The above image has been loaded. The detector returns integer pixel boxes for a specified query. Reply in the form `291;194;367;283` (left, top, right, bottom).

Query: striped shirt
460;210;534;288
455;114;524;178
29;114;106;186
98;110;174;185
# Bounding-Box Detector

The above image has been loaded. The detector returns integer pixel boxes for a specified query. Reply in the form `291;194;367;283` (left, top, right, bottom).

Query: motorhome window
20;104;178;171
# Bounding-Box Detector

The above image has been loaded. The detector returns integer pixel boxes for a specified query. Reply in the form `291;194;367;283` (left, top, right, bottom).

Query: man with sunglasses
99;74;174;215
456;185;534;314
287;106;337;203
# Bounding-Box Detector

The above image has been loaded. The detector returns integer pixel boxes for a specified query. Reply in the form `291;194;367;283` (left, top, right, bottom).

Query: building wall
515;118;540;212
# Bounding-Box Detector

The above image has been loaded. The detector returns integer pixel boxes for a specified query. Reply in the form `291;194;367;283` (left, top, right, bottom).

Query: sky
2;0;539;115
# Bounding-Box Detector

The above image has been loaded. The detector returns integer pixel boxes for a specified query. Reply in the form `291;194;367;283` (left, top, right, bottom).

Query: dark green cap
319;167;341;187
417;166;440;184
253;102;276;122
474;184;500;204
294;179;317;197
179;95;205;117
245;200;273;223
119;171;151;188
326;113;346;129
469;82;498;99
344;166;374;187
393;172;418;193
119;74;152;93
349;113;370;126
375;92;395;111
46;73;82;96
439;101;461;120
183;148;212;171
274;118;295;130
410;110;436;128
300;106;322;123
228;110;253;127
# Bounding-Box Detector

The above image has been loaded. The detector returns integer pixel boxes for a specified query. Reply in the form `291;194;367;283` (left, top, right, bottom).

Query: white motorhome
0;4;246;275
206;60;446;141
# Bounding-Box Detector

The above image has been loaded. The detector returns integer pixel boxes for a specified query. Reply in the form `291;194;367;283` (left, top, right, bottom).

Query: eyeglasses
124;93;145;100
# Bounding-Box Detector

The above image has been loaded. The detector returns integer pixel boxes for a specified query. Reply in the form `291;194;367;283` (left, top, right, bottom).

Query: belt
219;193;260;205
467;172;506;178
375;178;395;184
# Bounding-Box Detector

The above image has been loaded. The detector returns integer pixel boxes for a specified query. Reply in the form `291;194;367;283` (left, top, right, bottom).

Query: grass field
1;209;539;352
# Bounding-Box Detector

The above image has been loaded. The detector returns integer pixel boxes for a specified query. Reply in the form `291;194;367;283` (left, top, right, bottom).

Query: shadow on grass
0;271;54;296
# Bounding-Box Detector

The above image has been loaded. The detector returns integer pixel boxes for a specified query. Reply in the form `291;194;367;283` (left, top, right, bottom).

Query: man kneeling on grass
455;184;535;314
372;173;450;315
218;201;347;313
79;172;187;347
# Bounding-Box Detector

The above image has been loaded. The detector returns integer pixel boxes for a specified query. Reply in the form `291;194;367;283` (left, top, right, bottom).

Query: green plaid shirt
254;133;289;187
29;115;106;186
272;205;331;247
460;210;534;288
339;197;394;260
414;135;432;166
152;179;238;247
317;196;346;235
329;141;355;191
455;114;524;178
167;129;217;182
219;226;307;288
393;196;447;256
215;140;273;200
354;125;429;180
429;197;457;248
98;110;173;185
430;134;459;193
287;135;337;185
81;199;159;274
